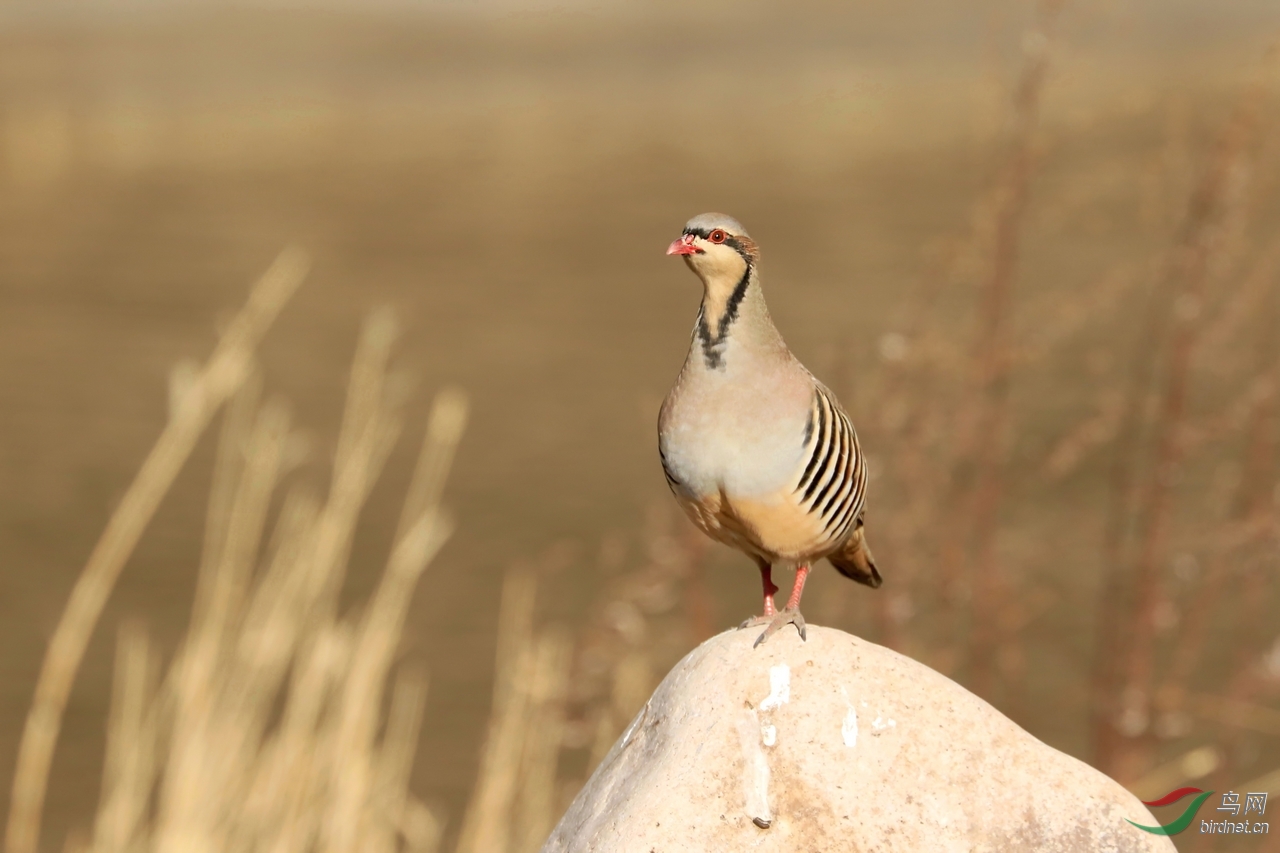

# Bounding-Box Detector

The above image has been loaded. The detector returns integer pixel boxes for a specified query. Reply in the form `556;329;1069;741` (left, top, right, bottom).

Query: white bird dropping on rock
759;664;790;711
841;688;858;747
735;709;772;828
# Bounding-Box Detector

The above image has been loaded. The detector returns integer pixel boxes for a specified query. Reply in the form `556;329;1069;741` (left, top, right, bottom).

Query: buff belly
671;485;845;566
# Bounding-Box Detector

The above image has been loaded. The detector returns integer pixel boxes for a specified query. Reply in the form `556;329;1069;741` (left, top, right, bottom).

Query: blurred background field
2;1;1280;850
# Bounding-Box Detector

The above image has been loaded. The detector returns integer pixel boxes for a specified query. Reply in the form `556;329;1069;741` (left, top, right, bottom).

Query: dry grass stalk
827;24;1280;795
565;506;708;772
963;0;1066;697
6;248;310;853
511;628;572;853
454;568;573;853
8;264;470;852
1097;70;1270;781
124;317;461;853
448;504;710;843
93;622;161;853
455;570;537;853
822;2;1080;688
1152;313;1279;740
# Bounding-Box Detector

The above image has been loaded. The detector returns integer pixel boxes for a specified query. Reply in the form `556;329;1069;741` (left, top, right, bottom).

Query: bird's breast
659;362;811;502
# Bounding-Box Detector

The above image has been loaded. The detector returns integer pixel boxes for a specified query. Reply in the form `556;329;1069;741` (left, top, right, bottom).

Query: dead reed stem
7;255;470;853
1157;301;1278;721
1104;77;1265;780
964;0;1065;697
512;628;572;853
455;570;538;853
1089;261;1177;769
155;322;461;852
454;561;577;853
93;622;159;853
5;248;309;853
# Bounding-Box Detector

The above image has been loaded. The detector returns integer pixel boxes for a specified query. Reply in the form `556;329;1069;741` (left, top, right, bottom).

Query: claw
751;607;806;648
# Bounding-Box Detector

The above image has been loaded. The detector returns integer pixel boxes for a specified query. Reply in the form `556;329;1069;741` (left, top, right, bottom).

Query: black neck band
695;265;752;370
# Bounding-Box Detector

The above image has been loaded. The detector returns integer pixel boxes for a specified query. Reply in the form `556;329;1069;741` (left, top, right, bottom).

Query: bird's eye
709;229;726;244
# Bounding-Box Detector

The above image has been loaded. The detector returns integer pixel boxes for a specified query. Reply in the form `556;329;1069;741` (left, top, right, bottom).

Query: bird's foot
748;607;806;648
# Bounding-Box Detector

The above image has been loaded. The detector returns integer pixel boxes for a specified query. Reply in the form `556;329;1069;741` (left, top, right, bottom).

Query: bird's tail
828;518;882;588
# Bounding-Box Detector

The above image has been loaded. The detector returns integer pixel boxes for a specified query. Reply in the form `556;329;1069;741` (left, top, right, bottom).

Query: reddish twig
966;0;1066;697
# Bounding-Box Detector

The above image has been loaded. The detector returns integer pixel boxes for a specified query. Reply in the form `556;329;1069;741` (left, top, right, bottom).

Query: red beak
666;234;699;256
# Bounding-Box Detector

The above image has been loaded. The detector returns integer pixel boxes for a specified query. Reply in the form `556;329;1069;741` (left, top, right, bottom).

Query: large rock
543;626;1174;852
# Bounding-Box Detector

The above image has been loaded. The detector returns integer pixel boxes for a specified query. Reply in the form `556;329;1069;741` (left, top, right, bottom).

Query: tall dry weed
831;15;1280;809
7;255;468;853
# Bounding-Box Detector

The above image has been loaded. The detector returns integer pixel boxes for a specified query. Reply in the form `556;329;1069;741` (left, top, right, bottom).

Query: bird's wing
717;384;869;562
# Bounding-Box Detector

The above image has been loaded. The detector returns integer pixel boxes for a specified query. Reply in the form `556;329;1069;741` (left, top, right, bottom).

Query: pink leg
750;564;810;648
784;564;810;611
760;564;780;617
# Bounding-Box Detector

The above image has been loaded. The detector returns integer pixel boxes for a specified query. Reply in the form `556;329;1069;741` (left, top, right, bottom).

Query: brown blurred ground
1;2;1278;849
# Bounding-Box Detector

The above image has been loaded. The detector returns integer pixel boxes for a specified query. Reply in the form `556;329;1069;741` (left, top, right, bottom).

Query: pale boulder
543;625;1174;853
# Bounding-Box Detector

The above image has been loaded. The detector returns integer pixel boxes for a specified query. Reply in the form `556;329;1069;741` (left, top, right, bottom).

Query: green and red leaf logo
1127;787;1215;835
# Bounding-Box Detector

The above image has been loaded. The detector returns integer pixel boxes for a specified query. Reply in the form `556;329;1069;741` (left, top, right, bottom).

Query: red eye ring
709;229;727;244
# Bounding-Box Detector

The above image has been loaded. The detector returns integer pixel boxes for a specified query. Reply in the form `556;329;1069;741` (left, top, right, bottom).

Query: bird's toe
752;608;806;648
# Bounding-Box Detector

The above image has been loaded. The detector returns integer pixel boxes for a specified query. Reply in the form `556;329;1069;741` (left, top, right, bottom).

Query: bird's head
666;213;759;286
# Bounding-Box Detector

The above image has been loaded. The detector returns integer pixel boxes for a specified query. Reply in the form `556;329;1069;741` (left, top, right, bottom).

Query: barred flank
795;386;867;544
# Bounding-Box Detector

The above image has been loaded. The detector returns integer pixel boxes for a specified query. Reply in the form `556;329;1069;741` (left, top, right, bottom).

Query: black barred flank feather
795;387;868;538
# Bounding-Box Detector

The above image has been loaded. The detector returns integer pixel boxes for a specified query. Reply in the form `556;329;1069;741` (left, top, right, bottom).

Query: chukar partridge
659;212;882;646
